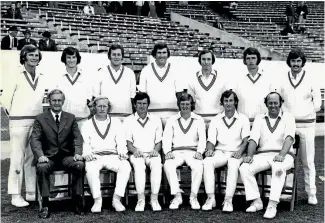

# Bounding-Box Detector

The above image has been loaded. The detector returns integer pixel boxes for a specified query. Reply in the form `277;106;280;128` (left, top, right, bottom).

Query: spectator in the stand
19;4;28;13
94;1;107;15
122;1;136;15
48;1;59;8
5;2;23;19
148;1;157;18
102;2;110;13
296;2;308;33
285;2;295;25
38;31;57;52
230;2;238;10
155;1;166;18
1;26;18;50
136;1;144;16
18;29;37;50
280;24;295;36
83;1;95;15
179;1;188;6
141;1;150;16
108;1;123;14
213;18;224;30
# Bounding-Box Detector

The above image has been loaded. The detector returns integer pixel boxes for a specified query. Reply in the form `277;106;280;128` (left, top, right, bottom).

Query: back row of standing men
2;43;321;218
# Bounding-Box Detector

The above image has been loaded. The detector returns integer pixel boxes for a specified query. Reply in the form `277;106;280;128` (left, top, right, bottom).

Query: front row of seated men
30;88;295;219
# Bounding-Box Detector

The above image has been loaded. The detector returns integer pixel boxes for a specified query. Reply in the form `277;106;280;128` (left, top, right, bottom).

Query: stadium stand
165;1;324;63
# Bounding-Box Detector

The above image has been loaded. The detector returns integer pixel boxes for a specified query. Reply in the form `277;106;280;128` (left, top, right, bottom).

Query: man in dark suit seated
38;31;57;51
18;29;37;50
5;2;23;19
1;26;18;50
30;89;85;219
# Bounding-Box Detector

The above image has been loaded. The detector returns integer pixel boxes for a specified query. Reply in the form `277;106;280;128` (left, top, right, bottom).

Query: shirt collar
289;69;304;80
154;60;169;70
198;69;216;77
109;63;123;72
221;110;239;119
22;66;42;80
94;114;111;124
50;110;62;120
264;109;283;119
63;67;82;76
135;112;150;120
247;67;263;77
176;112;200;120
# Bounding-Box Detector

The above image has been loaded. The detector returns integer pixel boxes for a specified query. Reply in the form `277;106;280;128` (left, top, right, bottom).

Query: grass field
1;137;324;223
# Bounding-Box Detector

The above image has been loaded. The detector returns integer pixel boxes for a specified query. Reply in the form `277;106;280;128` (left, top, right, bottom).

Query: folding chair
35;170;84;211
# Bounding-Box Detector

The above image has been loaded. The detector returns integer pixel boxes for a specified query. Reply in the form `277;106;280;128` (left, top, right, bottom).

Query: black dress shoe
73;196;85;215
39;207;50;219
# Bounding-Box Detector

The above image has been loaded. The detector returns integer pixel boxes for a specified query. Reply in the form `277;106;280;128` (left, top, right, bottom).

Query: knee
133;158;146;171
203;157;214;168
120;160;131;173
163;160;175;171
73;161;85;172
36;163;51;175
228;158;241;169
239;163;250;175
192;161;203;172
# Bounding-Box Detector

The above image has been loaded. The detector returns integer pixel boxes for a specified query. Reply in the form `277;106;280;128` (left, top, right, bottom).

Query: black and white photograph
0;1;324;222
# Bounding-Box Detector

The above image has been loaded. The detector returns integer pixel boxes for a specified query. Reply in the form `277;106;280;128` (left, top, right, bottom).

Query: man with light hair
2;45;47;207
124;92;163;211
81;96;131;213
163;91;206;210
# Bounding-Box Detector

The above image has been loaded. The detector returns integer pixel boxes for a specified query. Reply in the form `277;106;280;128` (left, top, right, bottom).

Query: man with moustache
163;91;206;210
31;89;85;218
124;92;163;211
98;44;136;115
51;47;99;198
276;49;321;205
138;43;183;125
202;90;250;211
2;45;47;207
187;50;227;118
81;96;131;213
240;92;296;219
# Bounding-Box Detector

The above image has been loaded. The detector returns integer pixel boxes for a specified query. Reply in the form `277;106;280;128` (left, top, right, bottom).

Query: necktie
12;9;15;19
55;115;60;126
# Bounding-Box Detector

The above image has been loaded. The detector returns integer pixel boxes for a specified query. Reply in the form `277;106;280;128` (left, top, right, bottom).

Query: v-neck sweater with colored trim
277;70;321;120
249;111;296;153
2;67;48;118
188;70;227;115
231;70;274;119
81;116;127;156
162;112;206;154
98;64;136;114
207;112;250;152
138;62;183;110
50;67;99;119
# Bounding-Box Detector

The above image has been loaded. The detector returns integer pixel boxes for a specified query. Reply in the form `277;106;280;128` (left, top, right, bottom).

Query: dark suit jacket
38;38;57;51
5;8;23;19
30;111;83;162
1;35;18;50
17;38;37;50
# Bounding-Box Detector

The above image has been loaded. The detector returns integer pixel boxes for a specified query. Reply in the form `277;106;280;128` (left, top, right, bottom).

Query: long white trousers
130;154;162;194
203;150;243;197
239;153;294;202
164;150;203;195
296;123;316;196
85;155;131;199
8;119;36;195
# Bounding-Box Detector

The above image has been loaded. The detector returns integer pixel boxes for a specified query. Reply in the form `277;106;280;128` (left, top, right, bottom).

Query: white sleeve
138;68;147;93
81;122;92;156
207;117;218;145
162;118;174;154
129;70;137;99
115;119;128;155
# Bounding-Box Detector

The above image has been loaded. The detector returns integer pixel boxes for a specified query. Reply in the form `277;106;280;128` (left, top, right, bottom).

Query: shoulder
111;116;123;126
123;114;135;123
166;114;179;123
192;112;204;122
282;112;295;121
35;112;46;121
238;113;249;122
63;111;75;119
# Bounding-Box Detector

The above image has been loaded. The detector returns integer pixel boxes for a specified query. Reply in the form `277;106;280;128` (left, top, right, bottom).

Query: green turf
1;137;324;223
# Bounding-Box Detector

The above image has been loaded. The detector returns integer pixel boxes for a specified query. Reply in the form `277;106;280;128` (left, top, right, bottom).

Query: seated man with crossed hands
163;91;206;210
